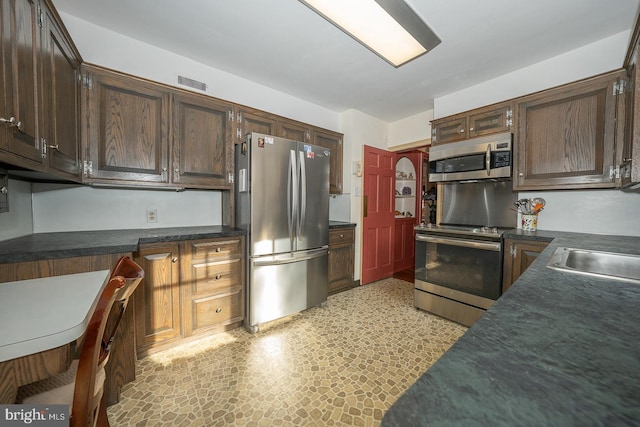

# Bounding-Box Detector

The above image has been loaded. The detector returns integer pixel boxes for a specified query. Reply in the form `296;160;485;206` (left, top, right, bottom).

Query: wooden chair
16;256;144;427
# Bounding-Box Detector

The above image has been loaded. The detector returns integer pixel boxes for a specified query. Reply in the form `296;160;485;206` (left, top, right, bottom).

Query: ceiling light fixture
299;0;441;67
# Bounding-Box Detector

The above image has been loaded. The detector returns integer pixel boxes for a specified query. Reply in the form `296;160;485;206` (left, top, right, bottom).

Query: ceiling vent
177;75;207;92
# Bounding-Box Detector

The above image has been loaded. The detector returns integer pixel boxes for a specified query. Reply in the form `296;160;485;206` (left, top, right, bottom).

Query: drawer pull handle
215;274;222;280
340;234;344;238
216;247;222;252
172;257;178;263
215;307;222;313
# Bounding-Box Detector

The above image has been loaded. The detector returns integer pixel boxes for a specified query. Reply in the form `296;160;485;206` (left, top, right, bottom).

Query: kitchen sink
547;247;640;284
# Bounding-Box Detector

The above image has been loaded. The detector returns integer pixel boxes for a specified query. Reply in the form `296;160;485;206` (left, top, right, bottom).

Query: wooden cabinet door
277;119;311;143
431;116;467;145
236;107;276;143
393;218;416;272
84;65;170;184
514;70;625;190
468;104;513;138
313;128;343;194
0;0;43;166
622;62;639;186
172;91;233;188
328;228;355;294
134;244;182;356
502;239;549;293
40;4;81;180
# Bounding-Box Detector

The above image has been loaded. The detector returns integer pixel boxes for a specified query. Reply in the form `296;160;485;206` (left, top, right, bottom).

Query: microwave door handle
485;144;491;176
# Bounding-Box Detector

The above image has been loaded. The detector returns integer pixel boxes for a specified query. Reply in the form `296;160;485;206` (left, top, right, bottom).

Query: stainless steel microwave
428;132;512;182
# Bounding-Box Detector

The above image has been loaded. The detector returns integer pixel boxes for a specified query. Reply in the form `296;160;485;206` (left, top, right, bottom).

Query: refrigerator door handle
253;248;328;266
297;150;306;241
288;149;297;245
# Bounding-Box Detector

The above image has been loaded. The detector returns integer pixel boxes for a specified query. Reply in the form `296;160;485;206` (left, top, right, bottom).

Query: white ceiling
52;0;640;122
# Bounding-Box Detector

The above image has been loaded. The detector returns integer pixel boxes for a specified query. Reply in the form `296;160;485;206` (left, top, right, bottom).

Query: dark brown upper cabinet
234;107;277;145
0;0;44;168
84;65;236;189
172;91;233;188
83;64;171;185
431;103;513;145
514;70;626;190
312;128;343;194
41;3;82;180
1;0;82;179
277;119;311;143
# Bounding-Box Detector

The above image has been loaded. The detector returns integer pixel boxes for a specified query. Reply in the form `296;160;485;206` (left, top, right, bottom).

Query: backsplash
31;183;222;233
0;179;34;241
329;193;351;222
518;189;640;236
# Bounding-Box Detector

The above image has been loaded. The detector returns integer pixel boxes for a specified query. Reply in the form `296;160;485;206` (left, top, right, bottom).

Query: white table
0;270;110;362
0;270;110;403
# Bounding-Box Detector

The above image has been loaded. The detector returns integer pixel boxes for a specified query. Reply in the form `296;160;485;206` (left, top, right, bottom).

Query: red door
361;145;395;284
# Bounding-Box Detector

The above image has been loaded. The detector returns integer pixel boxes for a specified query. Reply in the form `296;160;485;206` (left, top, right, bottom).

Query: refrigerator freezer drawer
247;249;328;331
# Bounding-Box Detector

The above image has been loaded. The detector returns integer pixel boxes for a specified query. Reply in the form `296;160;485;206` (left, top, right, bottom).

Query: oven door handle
416;234;501;251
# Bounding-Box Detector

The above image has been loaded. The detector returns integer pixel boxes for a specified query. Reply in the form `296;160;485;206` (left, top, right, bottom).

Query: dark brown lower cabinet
502;238;550;293
133;243;182;357
133;236;245;357
328;227;356;295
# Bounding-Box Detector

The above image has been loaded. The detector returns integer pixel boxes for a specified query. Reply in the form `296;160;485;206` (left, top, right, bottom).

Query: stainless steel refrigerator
235;132;329;333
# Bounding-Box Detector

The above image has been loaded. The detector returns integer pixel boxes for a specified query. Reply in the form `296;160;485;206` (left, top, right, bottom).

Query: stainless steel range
414;181;517;326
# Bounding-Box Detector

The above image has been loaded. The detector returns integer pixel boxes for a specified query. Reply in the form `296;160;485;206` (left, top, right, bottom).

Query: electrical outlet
146;209;157;223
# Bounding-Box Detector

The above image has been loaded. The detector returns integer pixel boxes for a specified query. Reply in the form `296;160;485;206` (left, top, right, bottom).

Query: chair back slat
71;257;144;427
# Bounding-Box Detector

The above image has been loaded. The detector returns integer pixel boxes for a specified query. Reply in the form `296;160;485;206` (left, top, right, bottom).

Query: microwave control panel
492;151;511;168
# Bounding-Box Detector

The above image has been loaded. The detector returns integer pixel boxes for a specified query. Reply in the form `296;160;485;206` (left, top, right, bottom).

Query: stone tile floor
107;278;467;426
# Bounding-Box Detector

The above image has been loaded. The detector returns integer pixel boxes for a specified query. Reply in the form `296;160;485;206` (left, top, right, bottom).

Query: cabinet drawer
189;238;241;260
190;258;241;297
191;289;242;331
329;228;355;245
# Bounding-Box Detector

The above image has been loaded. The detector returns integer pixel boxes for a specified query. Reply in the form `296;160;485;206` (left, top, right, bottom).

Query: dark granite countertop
329;220;356;229
383;229;640;426
0;226;245;263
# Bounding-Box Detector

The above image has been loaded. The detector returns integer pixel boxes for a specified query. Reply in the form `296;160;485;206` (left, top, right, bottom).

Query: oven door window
430;153;485;174
415;235;502;300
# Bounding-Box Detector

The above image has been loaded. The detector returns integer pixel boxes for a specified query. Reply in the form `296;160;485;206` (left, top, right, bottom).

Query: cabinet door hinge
82;74;93;89
431;128;437;143
83;160;93;176
613;80;627;96
38;7;44;29
228;172;234;184
306;131;310;141
506;118;513;128
228;110;234;122
510;245;517;258
236;128;242;139
237;112;243;124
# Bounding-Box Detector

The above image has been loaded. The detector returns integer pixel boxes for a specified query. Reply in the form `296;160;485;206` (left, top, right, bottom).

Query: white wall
435;31;631;117
387;110;433;147
341;109;390;281
0;179;33;240
519;190;640;236
31;184;221;232
432;30;640;237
